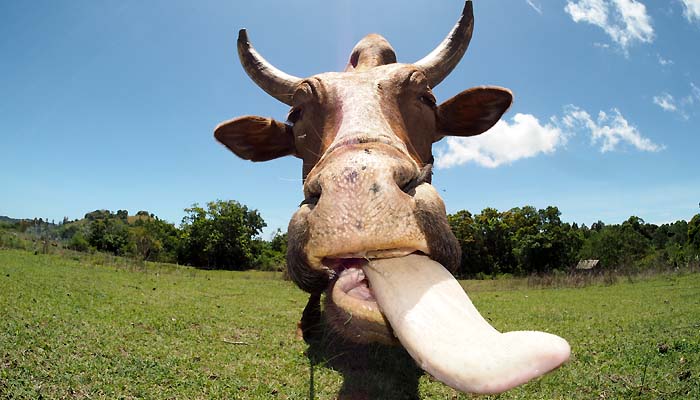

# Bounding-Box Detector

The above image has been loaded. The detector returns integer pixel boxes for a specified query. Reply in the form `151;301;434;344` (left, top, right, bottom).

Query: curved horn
414;1;474;88
237;29;301;105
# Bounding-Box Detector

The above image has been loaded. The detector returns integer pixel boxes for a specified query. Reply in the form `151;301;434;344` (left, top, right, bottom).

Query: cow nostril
302;177;322;206
300;195;320;207
400;164;433;194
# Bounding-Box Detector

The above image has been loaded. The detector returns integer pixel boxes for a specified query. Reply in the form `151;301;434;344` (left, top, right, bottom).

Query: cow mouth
322;252;571;394
323;254;409;345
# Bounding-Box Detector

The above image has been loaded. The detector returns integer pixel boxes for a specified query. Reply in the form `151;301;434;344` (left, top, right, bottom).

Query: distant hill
1;215;60;227
0;216;20;224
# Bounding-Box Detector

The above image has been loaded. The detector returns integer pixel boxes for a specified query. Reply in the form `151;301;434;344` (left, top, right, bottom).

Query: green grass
1;249;698;399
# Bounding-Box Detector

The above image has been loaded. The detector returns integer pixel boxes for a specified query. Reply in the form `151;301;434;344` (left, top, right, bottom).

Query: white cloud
436;105;663;169
655;83;700;119
435;113;565;169
526;0;543;14
653;93;678;112
692;82;700;101
559;105;663;152
565;0;654;52
657;54;674;66
680;0;700;22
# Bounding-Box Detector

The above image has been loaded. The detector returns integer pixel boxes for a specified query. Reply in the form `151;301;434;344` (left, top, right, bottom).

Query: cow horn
237;29;301;105
414;1;474;88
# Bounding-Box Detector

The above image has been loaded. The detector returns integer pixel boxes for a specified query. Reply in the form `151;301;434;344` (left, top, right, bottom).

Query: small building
575;259;600;271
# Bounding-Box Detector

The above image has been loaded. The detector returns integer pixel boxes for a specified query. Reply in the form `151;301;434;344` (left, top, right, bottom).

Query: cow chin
285;181;461;344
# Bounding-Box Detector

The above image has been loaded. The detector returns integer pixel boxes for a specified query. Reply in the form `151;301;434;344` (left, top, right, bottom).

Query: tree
578;223;651;269
130;217;179;263
253;229;288;271
179;200;266;270
448;210;488;277
475;207;514;275
688;214;700;252
87;216;131;255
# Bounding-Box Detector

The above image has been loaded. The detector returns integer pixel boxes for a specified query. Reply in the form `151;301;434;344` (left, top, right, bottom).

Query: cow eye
419;93;436;108
287;107;303;124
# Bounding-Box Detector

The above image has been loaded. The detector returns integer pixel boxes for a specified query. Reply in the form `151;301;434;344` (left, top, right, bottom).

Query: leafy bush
178;200;266;270
67;232;91;252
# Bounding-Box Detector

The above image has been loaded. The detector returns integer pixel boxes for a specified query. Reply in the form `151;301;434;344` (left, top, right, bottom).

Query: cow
215;1;570;395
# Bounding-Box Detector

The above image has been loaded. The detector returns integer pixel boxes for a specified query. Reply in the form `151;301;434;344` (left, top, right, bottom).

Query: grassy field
1;249;698;399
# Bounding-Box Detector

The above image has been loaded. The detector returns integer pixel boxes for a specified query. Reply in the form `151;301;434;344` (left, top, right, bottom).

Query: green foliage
448;210;489;276
67;231;90;252
449;206;582;277
449;207;699;277
5;201;281;270
0;231;33;251
578;222;652;270
130;217;179;263
689;214;700;250
253;230;287;271
4;203;698;275
86;214;132;255
178;200;267;270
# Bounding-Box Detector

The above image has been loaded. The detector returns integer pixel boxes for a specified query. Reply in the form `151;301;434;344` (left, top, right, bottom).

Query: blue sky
2;0;699;237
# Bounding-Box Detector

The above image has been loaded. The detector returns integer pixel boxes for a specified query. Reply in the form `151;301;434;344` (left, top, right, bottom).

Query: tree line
448;206;699;278
1;201;699;276
0;200;286;271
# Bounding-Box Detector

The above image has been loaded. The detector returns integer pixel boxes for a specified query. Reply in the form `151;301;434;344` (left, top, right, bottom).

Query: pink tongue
363;254;570;394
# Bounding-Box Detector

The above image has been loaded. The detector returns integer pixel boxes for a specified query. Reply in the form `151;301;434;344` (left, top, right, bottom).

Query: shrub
68;232;91;252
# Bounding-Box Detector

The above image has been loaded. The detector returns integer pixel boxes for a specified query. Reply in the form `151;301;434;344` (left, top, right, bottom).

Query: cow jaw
358;254;571;394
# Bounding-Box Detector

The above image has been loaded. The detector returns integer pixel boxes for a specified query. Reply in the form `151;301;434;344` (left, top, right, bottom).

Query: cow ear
435;87;512;141
214;116;298;162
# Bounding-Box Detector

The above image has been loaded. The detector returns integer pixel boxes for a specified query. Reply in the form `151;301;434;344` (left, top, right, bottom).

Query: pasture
1;249;698;399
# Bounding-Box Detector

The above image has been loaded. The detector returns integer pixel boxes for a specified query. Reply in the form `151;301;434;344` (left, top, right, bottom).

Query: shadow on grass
300;294;423;400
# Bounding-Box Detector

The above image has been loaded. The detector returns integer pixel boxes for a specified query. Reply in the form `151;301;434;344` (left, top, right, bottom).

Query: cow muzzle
300;142;433;268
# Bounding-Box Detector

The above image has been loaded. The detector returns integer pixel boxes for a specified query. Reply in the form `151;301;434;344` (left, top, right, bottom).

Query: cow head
215;1;570;394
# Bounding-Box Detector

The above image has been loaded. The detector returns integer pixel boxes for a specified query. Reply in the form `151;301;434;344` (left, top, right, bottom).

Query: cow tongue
363;254;570;394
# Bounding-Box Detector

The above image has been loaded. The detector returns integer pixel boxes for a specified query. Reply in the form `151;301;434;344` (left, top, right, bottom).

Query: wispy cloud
653;93;679;112
680;0;700;22
526;0;543;14
654;83;700;119
559;105;663;152
564;0;654;53
435;113;565;169
435;105;662;169
657;54;674;66
691;82;700;101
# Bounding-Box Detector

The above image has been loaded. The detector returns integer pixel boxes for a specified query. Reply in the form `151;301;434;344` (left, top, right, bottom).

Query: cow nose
301;146;425;208
301;145;432;212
